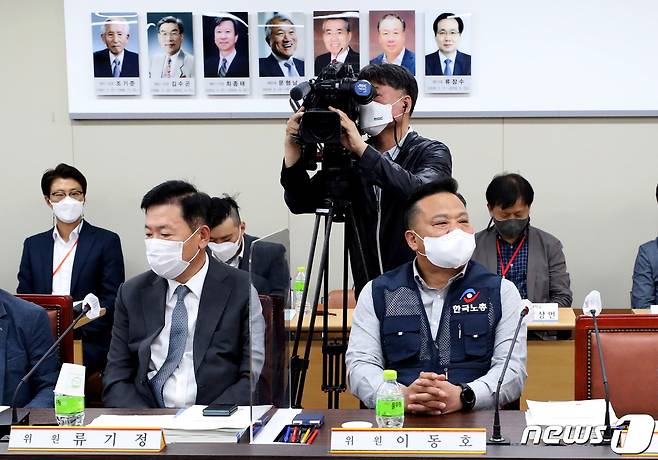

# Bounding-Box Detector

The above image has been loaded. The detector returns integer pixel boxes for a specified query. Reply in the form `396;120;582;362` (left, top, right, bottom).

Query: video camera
290;61;374;170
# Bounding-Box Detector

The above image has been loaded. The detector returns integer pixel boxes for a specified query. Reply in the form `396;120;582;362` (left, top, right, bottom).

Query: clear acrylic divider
249;229;292;443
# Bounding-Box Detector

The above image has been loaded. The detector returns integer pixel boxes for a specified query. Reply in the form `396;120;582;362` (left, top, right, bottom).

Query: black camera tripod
289;194;370;409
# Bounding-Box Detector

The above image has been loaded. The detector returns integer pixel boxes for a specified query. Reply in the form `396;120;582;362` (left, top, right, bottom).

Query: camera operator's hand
284;107;305;168
329;106;368;157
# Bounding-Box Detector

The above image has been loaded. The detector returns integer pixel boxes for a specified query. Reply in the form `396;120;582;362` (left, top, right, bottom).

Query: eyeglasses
159;31;181;38
437;30;460;37
50;190;84;202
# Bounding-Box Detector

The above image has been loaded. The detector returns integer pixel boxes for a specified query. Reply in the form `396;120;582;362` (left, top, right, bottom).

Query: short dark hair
433;13;464;35
208;195;241;228
404;178;465;228
359;63;418;114
377;13;405;32
485;173;535;209
140;180;210;230
157;16;184;34
41;163;87;196
215;16;238;33
322;17;351;33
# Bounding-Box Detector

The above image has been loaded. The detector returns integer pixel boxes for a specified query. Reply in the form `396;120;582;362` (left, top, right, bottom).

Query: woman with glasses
17;163;125;375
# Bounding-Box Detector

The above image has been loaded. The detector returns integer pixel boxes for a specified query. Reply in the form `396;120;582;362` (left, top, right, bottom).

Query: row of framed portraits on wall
91;10;472;97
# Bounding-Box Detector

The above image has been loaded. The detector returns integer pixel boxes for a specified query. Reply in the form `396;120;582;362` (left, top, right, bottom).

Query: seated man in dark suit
203;16;249;78
425;13;471;76
17;163;125;374
103;181;264;408
0;289;58;407
93;17;139;78
631;184;658;307
207;195;289;297
314;17;360;75
472;173;572;306
259;14;305;77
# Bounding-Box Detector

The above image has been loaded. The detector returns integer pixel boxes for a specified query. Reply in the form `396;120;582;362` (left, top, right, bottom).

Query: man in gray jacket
472;173;572;307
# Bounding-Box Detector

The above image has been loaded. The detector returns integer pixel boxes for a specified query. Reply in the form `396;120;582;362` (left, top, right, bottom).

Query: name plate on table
529;303;559;323
330;428;486;454
8;426;165;452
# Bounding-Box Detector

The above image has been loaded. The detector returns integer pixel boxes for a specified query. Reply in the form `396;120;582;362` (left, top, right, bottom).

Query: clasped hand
402;372;463;415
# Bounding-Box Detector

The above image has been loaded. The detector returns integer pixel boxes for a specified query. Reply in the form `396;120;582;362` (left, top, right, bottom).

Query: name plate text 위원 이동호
330;427;486;454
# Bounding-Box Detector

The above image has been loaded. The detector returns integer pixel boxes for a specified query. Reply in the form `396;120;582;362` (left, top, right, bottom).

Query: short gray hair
265;14;294;44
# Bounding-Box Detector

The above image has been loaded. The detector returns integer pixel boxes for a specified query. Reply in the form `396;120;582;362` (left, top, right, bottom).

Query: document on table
525;399;618;426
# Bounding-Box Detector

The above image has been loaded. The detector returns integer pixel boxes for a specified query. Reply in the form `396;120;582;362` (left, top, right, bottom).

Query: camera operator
281;63;452;295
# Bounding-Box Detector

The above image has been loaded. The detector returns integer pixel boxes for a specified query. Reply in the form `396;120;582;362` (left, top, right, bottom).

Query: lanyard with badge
495;235;526;279
52;240;79;277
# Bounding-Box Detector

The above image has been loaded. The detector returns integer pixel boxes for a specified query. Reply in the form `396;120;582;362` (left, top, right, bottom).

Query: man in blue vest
346;178;527;413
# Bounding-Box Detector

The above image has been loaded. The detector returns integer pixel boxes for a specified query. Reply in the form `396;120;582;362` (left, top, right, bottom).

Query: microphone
7;294;101;429
488;303;529;445
289;81;311;103
582;290;612;444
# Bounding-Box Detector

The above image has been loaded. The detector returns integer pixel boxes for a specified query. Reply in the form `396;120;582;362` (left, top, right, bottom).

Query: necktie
163;57;172;78
149;285;190;408
112;58;121;78
219;58;228;77
283;61;292;77
444;58;453;76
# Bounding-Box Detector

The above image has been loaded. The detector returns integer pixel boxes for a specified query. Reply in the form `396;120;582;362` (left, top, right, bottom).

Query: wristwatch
459;383;476;411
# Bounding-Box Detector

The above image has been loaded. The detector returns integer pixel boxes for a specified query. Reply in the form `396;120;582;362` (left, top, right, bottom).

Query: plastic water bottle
54;393;85;426
293;266;306;313
375;369;405;428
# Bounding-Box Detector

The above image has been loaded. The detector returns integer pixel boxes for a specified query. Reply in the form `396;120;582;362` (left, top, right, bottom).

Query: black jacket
281;131;452;294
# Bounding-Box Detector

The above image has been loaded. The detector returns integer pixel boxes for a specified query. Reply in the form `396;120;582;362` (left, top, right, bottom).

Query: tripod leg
290;211;322;407
295;210;335;408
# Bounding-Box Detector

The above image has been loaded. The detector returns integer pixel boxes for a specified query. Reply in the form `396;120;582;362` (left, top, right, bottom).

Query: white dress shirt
148;254;209;408
51;221;83;296
161;51;180;78
218;49;237;73
438;50;457;74
382;49;406;66
332;47;350;63
345;259;527;409
108;50;125;74
274;54;300;77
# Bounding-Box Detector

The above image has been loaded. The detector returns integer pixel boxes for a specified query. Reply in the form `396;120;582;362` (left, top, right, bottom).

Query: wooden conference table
0;408;623;459
294;308;578;409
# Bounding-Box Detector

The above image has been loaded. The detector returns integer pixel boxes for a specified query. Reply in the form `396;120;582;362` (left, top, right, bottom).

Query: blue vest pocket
463;317;490;357
382;315;421;364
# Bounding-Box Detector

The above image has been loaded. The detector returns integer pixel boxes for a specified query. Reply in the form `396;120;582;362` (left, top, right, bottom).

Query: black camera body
291;62;374;170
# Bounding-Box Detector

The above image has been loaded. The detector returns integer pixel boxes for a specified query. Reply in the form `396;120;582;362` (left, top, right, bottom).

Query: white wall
1;1;656;307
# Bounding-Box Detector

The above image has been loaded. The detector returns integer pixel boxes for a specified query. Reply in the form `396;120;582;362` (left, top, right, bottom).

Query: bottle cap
297;266;305;272
383;369;397;381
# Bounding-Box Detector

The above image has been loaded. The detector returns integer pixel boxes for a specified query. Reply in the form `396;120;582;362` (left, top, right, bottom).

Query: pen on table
301;427;312;443
283;426;291;443
306;427;319;445
292;426;299;443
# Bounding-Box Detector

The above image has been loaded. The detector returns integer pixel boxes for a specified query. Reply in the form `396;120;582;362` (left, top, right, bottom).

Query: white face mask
51;196;84;224
208;230;242;263
145;228;201;280
359;97;404;136
414;228;475;269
